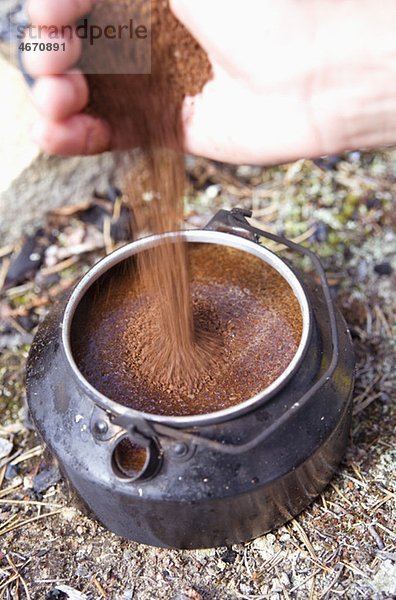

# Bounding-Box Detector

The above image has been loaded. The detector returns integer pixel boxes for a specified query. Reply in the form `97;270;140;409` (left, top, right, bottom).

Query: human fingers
31;69;89;121
27;0;95;27
182;61;396;165
31;113;112;155
21;28;82;77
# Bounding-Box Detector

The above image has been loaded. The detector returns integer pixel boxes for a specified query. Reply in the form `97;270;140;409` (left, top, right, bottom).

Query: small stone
53;586;87;600
33;463;61;494
23;475;34;490
371;560;396;595
314;155;341;170
219;547;238;564
193;548;216;559
5;463;18;480
314;222;328;243
348;151;361;163
62;507;78;522
75;565;90;578
366;195;382;209
251;533;277;559
46;591;68;600
0;437;12;460
357;260;369;282
236;165;263;179
280;572;290;587
239;583;252;595
205;184;221;200
271;578;282;593
374;262;393;276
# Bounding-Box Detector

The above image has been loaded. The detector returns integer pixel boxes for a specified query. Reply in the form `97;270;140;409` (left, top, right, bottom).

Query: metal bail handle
115;208;341;456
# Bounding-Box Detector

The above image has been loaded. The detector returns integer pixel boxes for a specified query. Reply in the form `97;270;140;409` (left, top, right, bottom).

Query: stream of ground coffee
86;0;215;391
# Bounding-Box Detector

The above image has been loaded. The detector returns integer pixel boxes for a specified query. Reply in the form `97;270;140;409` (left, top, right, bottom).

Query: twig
4;282;35;299
0;510;61;537
376;522;396;540
329;483;353;508
0;500;62;508
367;525;385;550
339;561;367;578
289;536;329;572
0;573;19;592
262;225;317;253
289;569;321;593
92;576;107;598
275;566;290;600
246;217;275;234
292;520;328;571
0;483;22;498
0;514;19;532
4;554;31;600
40;256;79;277
0;245;15;259
56;241;105;261
374;305;393;339
370;488;396;513
318;564;345;599
2;278;76;318
33;579;69;584
352;374;382;415
343;473;366;488
10;445;44;466
308;573;316;600
0;449;22;470
0;258;10;292
353;392;383;416
243;545;252;577
112;197;123;221
0;466;6;489
103;216;114;255
321;493;328;510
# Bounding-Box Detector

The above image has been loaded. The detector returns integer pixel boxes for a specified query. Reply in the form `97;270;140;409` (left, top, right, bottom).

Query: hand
172;0;396;163
25;0;396;163
23;0;112;155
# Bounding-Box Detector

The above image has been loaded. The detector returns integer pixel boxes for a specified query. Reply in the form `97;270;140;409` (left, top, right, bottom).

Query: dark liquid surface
72;243;303;416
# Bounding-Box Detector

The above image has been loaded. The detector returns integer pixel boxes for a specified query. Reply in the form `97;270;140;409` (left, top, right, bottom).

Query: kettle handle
144;208;342;455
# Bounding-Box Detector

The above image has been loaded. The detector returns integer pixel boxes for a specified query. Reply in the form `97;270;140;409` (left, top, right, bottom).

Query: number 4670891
19;42;66;52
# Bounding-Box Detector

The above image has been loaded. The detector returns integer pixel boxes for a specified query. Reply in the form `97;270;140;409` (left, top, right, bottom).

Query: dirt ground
0;151;395;599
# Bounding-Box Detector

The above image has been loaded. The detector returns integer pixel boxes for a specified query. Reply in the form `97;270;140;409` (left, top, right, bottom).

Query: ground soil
0;150;395;599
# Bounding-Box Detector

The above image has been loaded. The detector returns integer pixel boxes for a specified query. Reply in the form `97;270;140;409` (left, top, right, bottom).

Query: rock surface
0;55;121;245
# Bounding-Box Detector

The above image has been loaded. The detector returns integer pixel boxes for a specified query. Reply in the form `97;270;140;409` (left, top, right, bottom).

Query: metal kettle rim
62;228;312;428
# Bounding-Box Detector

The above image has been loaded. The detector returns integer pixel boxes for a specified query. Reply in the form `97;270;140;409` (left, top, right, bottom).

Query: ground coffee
72;243;303;416
86;0;216;392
